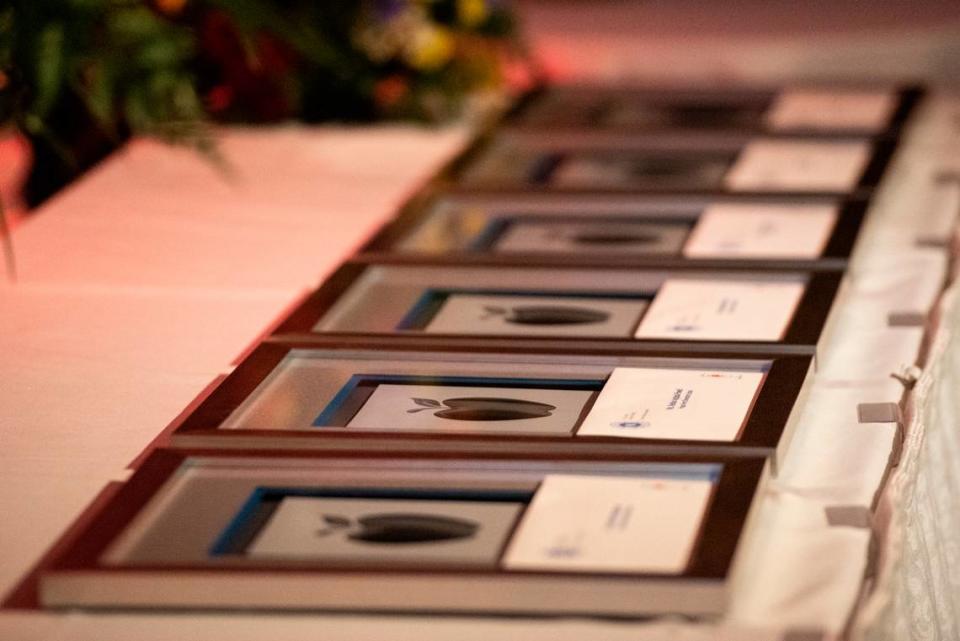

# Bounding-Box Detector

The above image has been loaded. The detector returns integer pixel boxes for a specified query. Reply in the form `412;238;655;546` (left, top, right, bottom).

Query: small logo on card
610;420;651;429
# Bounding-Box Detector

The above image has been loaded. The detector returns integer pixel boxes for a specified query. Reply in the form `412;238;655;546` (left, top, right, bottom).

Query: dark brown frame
39;447;766;614
501;84;923;138
435;129;898;199
171;339;812;459
358;188;868;269
272;259;843;353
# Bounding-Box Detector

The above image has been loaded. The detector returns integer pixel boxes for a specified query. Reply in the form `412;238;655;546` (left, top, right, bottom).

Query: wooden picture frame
359;189;867;268
502;84;922;137
440;130;897;198
274;260;843;353
39;448;768;617
171;340;813;467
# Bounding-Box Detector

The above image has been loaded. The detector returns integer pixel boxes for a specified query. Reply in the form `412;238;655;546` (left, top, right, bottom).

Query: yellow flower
457;0;488;27
404;25;455;71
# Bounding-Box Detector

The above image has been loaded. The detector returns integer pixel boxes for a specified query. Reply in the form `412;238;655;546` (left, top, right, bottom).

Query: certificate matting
213;487;529;567
485;217;690;255
344;383;596;434
312;373;603;435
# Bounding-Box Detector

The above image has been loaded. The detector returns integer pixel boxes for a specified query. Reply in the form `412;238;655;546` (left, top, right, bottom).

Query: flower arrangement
0;0;524;205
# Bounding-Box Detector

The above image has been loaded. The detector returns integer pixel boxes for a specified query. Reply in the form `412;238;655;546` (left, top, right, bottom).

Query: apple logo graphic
631;157;700;179
315;513;479;544
668;103;745;126
481;305;610;325
569;228;660;246
408;397;556;421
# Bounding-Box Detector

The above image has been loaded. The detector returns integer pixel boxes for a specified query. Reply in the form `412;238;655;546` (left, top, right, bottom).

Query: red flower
374;75;409;109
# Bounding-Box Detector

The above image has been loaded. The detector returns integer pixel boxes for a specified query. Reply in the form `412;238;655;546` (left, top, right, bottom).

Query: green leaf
108;6;166;43
81;62;116;135
205;0;344;68
32;22;65;117
134;36;192;70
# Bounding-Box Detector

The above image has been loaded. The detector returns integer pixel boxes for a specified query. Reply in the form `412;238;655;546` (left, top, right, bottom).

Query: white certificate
723;140;871;193
502;474;713;573
633;278;805;341
766;89;897;132
682;203;838;258
577;367;764;441
247;496;523;566
422;293;648;337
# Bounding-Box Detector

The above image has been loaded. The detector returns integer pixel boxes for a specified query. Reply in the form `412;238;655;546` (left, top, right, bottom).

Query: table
3;3;960;634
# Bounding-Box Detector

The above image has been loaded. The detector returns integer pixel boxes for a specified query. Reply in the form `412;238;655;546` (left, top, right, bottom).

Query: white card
766;89;897;132
723;140;871;193
633;278;805;341
682;203;838;258
577;367;764;441
502;474;713;573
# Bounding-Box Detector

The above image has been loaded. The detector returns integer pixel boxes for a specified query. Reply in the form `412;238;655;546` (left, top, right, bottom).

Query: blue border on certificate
313;373;606;427
208;463;725;557
467;215;697;252
395;288;654;331
209;485;535;557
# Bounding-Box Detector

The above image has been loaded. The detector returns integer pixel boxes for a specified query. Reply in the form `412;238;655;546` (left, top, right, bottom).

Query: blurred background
2;0;959;217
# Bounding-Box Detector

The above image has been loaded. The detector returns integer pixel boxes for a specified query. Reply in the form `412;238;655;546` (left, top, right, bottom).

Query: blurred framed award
448;130;895;196
39;449;768;617
506;84;921;137
362;190;866;266
275;261;842;350
171;340;812;467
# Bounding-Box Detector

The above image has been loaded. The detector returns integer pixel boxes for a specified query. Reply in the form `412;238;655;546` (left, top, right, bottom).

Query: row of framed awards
33;84;920;618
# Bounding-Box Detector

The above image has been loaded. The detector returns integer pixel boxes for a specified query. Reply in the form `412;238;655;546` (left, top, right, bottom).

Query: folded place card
765;89;898;132
682;203;838;259
503;473;714;573
723;140;872;193
633;278;806;341
577;367;764;441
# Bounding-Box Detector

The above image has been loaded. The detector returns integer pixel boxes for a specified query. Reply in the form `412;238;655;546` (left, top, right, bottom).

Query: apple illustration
667;103;750;127
314;513;479;544
408;397;556;421
631;157;703;179
481;304;610;325
569;228;660;246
